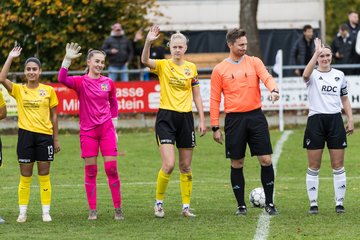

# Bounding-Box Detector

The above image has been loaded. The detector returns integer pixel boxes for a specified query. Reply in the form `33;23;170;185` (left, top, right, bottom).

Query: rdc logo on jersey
101;84;109;91
39;89;46;97
321;85;337;92
184;68;191;76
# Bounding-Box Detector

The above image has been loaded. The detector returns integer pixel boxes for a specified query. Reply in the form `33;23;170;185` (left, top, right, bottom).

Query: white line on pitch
253;130;293;240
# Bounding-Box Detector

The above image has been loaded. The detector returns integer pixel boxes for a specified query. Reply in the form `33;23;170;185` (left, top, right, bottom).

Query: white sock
19;205;28;215
182;204;189;210
42;205;50;215
306;168;319;207
333;167;346;206
155;200;163;206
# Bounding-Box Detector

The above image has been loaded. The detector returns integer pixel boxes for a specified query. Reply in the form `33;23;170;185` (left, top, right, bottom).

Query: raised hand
146;25;160;43
62;42;82;68
8;46;22;59
314;38;325;54
0;46;22;89
65;42;82;60
303;38;325;80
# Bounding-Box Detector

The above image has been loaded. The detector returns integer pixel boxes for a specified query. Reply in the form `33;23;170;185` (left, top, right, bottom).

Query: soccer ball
249;187;266;208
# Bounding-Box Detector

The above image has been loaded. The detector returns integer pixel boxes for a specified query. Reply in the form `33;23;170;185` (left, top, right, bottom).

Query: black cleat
335;205;345;214
235;206;247;216
265;203;278;216
309;206;319;214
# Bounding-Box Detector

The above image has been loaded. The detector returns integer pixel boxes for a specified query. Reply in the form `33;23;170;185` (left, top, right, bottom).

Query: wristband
212;126;220;132
61;58;72;69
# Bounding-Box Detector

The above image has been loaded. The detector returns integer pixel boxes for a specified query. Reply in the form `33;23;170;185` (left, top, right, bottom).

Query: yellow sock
180;172;193;205
156;169;171;201
39;174;51;205
18;175;32;205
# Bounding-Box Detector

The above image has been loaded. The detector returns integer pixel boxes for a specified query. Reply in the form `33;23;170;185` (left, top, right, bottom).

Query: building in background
148;0;325;66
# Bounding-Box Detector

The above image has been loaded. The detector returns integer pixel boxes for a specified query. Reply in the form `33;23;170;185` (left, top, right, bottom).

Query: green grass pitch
0;129;359;239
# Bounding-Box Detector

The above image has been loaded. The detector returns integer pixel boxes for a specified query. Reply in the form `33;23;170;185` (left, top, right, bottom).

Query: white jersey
306;68;348;116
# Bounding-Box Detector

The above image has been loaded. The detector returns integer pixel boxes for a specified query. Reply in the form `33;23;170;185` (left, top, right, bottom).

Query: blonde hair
85;49;106;73
167;31;188;47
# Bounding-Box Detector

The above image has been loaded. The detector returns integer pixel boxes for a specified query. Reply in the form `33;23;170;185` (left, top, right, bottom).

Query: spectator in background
290;25;315;76
133;29;165;81
102;22;134;82
133;30;148;80
345;11;360;74
355;29;360;57
332;24;354;74
345;11;359;41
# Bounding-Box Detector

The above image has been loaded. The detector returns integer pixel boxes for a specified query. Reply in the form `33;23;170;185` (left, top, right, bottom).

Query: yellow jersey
0;91;5;108
10;83;58;135
151;59;199;112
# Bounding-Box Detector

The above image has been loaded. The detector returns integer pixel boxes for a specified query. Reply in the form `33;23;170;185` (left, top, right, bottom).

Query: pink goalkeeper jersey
58;67;118;131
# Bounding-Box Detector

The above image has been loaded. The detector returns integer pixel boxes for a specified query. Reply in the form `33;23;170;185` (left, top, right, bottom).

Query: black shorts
17;128;54;164
224;109;273;159
303;113;347;149
155;109;195;148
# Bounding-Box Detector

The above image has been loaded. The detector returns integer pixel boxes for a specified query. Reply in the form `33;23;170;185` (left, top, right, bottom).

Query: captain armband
340;87;348;96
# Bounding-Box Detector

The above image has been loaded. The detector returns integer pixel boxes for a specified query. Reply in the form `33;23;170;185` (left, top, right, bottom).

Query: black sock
261;164;275;205
231;166;245;207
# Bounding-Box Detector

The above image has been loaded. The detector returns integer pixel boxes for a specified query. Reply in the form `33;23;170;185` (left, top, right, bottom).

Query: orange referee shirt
210;55;277;126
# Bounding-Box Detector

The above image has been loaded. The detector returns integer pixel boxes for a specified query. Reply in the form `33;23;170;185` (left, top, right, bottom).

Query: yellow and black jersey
10;83;58;135
151;59;199;112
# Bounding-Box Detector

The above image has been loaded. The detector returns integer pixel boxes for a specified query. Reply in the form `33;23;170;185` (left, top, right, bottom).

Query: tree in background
0;0;161;77
238;0;360;58
325;0;360;44
240;0;261;58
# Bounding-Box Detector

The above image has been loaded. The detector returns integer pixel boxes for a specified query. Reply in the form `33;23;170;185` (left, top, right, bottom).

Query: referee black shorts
303;113;347;150
155;109;196;149
224;108;273;159
17;128;54;164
